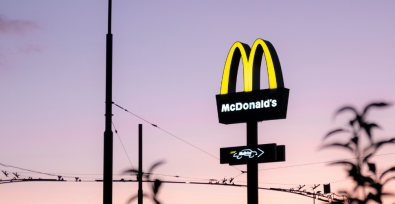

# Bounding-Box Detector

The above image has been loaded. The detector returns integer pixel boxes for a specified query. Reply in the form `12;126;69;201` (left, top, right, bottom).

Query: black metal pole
138;124;143;204
103;0;113;204
247;121;258;204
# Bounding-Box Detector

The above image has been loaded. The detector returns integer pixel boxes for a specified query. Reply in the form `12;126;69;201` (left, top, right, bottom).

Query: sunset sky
1;1;395;204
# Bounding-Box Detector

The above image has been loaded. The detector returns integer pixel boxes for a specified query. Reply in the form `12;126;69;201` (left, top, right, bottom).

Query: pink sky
1;1;395;203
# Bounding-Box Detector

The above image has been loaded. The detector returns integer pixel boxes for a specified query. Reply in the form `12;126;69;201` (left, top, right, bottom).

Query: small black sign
216;88;289;124
220;144;285;165
324;184;331;194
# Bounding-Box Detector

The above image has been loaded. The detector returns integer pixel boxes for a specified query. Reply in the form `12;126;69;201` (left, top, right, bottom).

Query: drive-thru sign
220;144;285;165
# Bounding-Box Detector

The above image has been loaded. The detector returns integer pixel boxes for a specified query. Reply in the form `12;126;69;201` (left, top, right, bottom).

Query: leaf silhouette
123;169;138;175
367;163;376;174
321;142;353;152
126;194;149;204
366;192;382;204
362;102;391;117
380;167;395;180
329;161;356;167
360;123;380;142
153;197;161;204
383;176;395;186
335;106;358;117
123;161;166;204
365;138;395;153
351;136;359;146
323;128;349;140
331;161;374;188
145;161;165;180
152;179;162;195
362;153;373;164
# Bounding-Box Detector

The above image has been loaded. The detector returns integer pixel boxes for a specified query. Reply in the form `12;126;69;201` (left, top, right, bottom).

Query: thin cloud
0;14;39;35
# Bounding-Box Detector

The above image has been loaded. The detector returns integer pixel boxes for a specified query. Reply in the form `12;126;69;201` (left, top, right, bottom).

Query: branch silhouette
322;102;395;204
123;161;165;204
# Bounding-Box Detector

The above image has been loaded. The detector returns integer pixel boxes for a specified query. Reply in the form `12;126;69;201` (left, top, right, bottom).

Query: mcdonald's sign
216;39;290;124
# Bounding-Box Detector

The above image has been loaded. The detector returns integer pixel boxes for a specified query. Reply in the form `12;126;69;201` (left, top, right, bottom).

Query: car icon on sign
233;149;258;159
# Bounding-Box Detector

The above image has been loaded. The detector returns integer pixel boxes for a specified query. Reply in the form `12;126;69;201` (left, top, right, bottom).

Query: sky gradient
1;1;395;204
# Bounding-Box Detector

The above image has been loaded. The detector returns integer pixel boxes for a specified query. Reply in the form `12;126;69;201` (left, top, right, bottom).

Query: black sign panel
220;144;285;165
216;88;289;124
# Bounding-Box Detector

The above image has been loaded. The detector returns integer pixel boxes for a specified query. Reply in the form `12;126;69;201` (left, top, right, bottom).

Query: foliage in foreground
322;102;395;204
123;161;165;204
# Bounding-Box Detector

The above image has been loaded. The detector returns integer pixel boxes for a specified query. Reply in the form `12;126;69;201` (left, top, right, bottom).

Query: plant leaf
360;123;380;142
380;167;395;180
367;163;376;174
323;129;349;140
321;142;353;152
383;176;395;186
329;161;356;167
362;102;391;116
382;192;395;196
123;169;138;175
335;106;358;117
153;197;161;204
365;138;395;153
351;136;359;146
363;153;373;163
366;192;382;203
126;194;149;204
145;161;165;180
152;179;162;195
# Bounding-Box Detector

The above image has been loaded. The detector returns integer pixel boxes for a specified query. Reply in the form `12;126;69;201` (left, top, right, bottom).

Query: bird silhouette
297;185;305;190
13;172;19;178
2;170;9;177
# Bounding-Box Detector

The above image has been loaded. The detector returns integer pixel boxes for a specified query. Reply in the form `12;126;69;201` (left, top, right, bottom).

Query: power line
2;162;215;183
0;165;350;189
112;102;243;172
0;162;60;178
14;171;209;181
257;152;395;171
112;121;134;169
4;152;393;183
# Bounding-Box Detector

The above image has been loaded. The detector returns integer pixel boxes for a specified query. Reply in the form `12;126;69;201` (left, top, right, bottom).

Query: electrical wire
14;171;210;181
0;163;60;178
112;102;243;172
258;152;395;171
112;121;134;169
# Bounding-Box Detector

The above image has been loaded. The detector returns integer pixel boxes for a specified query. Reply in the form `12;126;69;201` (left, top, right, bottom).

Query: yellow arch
220;39;281;95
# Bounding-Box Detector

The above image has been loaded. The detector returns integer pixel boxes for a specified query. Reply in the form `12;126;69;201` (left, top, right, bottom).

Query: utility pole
312;184;320;204
138;124;143;204
247;121;258;204
103;0;113;204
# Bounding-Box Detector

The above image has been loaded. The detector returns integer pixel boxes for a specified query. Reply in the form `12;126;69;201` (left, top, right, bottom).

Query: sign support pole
103;0;113;203
247;121;258;204
138;124;143;204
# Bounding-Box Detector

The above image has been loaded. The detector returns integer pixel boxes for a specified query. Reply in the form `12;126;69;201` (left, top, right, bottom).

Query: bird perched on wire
297;185;305;191
13;172;20;178
2;170;9;177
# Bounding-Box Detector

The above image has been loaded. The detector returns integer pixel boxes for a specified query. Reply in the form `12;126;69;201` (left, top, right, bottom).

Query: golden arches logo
220;39;284;94
216;39;289;124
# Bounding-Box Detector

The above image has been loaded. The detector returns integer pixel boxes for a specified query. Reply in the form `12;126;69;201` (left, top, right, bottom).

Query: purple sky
1;1;395;203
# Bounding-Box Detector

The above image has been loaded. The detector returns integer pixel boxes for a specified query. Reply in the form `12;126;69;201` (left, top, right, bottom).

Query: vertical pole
313;193;315;204
103;0;113;204
247;121;258;204
138;124;143;204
